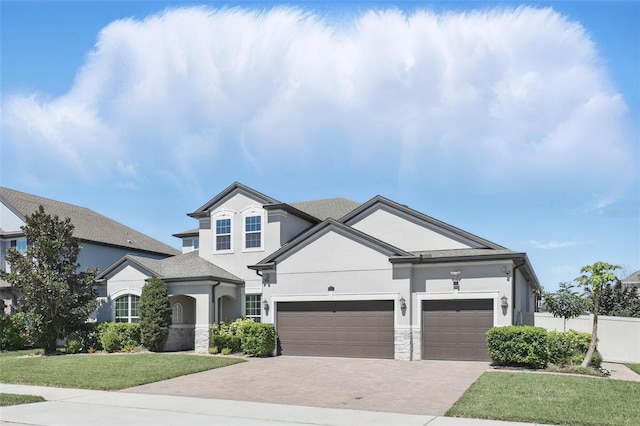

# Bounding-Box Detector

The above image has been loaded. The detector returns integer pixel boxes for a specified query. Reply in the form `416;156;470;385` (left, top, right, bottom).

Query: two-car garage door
275;298;493;361
276;300;394;359
422;299;493;361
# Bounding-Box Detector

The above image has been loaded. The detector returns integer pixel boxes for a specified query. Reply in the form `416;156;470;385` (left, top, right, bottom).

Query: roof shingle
1;187;179;256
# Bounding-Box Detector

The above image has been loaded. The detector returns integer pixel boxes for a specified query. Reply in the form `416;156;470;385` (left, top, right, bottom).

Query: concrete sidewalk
0;383;552;426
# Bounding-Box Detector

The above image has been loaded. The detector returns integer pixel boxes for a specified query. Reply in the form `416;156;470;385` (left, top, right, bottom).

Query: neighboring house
98;182;541;361
0;187;180;312
621;270;640;290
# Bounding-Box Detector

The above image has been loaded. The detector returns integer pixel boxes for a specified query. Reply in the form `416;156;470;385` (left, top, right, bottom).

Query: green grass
447;371;640;426
0;393;46;407
625;364;640;375
0;352;244;390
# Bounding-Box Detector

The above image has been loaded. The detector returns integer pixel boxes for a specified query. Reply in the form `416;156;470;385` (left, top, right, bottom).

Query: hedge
210;318;276;356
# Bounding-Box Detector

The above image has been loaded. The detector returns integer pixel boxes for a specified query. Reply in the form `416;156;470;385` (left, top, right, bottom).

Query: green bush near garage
240;322;276;356
210;318;275;356
486;326;549;369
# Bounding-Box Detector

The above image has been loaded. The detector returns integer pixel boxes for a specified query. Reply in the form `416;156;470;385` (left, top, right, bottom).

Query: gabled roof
341;195;506;250
97;251;242;283
188;182;279;218
621;270;640;286
249;218;414;270
289;198;360;221
172;228;199;238
389;248;541;292
0;187;179;256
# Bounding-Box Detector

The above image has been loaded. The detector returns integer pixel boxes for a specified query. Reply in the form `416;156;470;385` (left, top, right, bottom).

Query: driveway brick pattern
123;356;490;415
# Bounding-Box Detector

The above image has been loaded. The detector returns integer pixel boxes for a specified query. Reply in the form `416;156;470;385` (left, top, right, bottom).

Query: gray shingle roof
105;251;242;282
1;187;179;256
411;248;517;258
289;198;360;221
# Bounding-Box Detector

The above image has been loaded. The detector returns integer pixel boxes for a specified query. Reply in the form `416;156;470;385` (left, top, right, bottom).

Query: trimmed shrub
210;317;254;353
72;322;102;352
486;326;548;369
98;322;141;352
139;277;172;352
211;334;242;353
240;322;276;356
64;333;82;354
0;314;27;351
221;347;232;355
548;330;596;367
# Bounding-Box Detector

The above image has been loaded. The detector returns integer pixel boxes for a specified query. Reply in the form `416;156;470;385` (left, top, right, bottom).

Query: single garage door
422;299;493;361
277;300;394;359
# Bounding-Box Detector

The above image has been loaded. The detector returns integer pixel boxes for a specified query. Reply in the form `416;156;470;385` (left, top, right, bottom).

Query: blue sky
1;1;638;291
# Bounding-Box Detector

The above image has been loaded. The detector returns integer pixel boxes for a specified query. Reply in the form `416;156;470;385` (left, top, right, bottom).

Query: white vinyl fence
535;313;640;363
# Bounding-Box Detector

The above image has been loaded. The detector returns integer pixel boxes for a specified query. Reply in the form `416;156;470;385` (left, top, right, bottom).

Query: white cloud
1;6;636;199
528;240;578;249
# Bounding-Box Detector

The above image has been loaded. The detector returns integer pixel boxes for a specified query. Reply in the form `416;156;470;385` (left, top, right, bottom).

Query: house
621;270;640;290
97;182;541;361
0;187;180;312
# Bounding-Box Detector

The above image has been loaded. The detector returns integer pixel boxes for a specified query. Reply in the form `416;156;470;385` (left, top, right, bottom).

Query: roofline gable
249;218;414;270
96;255;160;281
341;195;506;250
188;182;279;218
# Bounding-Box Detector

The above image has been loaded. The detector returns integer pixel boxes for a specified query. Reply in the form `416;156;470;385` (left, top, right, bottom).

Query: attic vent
127;239;133;244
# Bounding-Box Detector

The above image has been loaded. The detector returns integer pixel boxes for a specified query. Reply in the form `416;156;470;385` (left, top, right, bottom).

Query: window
10;240;27;254
172;302;183;324
245;215;262;249
193;238;199;250
216;218;231;251
115;295;140;323
245;294;261;322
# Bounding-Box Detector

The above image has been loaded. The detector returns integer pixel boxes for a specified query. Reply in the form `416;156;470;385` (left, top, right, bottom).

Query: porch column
193;292;211;353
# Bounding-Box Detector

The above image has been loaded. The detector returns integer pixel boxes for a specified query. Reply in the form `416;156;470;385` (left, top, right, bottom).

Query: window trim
172;302;184;325
213;210;234;253
245;294;262;322
114;294;140;323
242;206;265;252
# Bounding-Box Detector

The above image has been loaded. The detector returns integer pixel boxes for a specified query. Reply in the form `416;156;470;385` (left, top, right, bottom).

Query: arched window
172;302;183;324
115;295;140;323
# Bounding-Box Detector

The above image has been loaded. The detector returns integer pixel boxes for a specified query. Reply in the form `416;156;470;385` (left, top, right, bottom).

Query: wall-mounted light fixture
262;299;270;314
501;295;508;308
451;271;461;290
328;286;335;292
399;296;407;316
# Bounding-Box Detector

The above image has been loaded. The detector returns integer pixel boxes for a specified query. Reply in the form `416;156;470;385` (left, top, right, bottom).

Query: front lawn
0;393;45;407
447;371;640;426
625;364;640;375
0;352;244;390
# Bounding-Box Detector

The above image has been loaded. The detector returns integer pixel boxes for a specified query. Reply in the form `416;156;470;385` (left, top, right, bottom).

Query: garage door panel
422;299;493;361
277;301;394;359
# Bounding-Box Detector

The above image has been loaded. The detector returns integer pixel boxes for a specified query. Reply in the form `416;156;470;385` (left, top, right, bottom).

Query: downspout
512;258;526;325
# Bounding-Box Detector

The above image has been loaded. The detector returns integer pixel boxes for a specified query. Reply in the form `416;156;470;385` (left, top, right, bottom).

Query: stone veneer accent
411;329;421;360
164;326;195;352
394;328;412;360
194;326;210;354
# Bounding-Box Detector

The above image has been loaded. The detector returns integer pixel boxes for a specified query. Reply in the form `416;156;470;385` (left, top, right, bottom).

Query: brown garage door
422;299;493;361
276;300;394;359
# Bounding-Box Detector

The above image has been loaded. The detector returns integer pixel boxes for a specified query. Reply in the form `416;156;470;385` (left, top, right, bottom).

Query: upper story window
245;216;262;249
242;206;264;251
215;218;232;251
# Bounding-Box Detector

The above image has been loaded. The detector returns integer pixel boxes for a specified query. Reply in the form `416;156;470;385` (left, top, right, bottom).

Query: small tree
0;206;97;354
139;277;171;352
543;282;590;331
575;261;620;368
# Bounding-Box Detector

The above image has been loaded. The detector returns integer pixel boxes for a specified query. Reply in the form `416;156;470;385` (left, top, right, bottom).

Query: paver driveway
123;356;489;415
